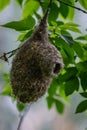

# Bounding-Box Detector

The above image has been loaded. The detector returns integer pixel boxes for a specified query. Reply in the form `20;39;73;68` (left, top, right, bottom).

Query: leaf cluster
0;0;87;114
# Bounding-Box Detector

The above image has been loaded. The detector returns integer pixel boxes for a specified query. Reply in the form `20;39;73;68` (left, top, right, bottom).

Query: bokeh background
0;1;87;130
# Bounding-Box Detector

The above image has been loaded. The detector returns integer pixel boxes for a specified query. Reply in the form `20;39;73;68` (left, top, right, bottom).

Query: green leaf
79;72;87;91
1;84;12;96
34;12;41;20
55;99;64;114
60;0;73;19
40;1;48;13
80;92;87;98
54;35;74;64
48;3;59;23
58;67;78;82
60;31;74;45
72;42;84;59
76;100;87;113
58;84;69;102
1;73;12;96
76;61;87;72
62;42;74;63
46;96;54;109
1;16;35;31
65;77;79;96
60;48;69;65
82;44;87;55
15;0;23;6
60;23;81;34
54;21;64;26
0;0;10;12
79;0;87;10
75;35;87;41
67;27;81;33
68;2;74;20
22;0;39;18
48;78;58;96
59;2;69;18
16;102;25;112
17;30;33;41
63;22;79;27
3;73;10;83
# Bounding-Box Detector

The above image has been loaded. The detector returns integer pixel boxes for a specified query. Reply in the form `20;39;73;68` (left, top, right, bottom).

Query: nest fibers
10;9;64;103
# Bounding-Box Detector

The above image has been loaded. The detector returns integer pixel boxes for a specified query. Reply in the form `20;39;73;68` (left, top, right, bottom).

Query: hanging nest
10;3;64;103
10;39;63;103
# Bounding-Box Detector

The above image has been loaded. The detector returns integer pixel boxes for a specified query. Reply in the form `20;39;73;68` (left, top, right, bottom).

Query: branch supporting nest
0;0;87;62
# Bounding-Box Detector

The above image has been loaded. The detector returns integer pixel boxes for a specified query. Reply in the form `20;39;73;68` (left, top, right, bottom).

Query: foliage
0;0;87;114
0;0;10;11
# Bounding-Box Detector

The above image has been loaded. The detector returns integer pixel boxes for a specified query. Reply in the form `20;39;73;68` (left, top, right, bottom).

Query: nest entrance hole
53;63;61;75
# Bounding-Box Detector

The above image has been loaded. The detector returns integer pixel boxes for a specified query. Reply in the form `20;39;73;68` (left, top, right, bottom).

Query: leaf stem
57;0;87;14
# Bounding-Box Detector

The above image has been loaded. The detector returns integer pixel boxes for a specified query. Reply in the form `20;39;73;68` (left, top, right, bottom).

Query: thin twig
17;104;31;130
1;0;86;60
57;0;87;14
0;47;20;61
0;0;53;61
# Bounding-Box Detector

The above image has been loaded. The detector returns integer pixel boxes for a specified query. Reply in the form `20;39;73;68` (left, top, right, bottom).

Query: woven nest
10;39;63;103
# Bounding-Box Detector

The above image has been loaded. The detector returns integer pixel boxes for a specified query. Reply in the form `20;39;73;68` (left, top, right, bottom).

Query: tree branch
0;0;87;62
0;47;20;62
0;0;53;62
57;0;87;14
17;104;31;130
